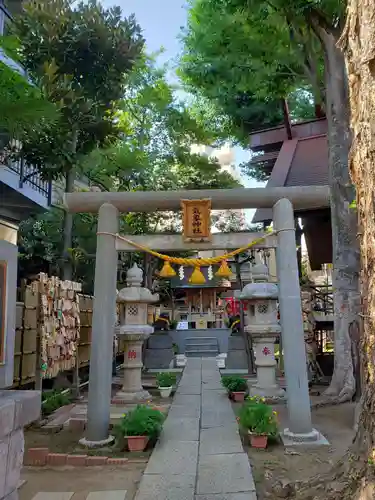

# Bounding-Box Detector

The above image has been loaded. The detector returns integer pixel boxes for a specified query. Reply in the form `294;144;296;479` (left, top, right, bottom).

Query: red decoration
262;346;271;356
127;350;137;360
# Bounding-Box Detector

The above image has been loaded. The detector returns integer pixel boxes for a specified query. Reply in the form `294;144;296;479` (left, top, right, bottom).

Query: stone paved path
135;358;257;500
29;492;127;500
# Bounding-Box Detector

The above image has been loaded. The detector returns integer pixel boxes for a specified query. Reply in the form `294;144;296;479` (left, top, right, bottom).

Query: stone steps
185;337;218;345
186;342;218;349
185;349;218;357
185;337;219;357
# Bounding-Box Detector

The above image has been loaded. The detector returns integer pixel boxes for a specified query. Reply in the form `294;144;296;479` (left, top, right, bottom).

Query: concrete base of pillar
79;435;115;448
281;428;329;446
112;388;152;404
249;383;285;400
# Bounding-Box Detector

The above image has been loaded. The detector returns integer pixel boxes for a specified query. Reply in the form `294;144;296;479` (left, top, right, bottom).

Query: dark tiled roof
252;134;328;223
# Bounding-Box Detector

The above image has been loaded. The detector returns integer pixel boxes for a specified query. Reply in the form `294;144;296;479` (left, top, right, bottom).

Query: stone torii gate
64;185;330;446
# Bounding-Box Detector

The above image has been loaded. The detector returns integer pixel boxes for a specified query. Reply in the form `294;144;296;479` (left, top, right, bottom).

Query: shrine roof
252;127;328;223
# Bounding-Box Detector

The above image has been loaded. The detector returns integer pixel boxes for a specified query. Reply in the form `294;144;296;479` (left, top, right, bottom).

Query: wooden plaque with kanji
181;198;211;242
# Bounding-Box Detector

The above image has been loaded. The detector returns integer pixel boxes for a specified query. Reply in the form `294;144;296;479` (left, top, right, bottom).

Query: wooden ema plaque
181;198;211;242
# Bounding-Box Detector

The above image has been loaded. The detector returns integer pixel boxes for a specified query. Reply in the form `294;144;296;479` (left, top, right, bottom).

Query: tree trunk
276;5;375;498
62;167;76;280
62;129;78;281
314;25;361;403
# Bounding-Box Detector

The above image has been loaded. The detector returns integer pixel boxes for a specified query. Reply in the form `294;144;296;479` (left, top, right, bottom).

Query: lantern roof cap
117;263;159;303
240;281;278;300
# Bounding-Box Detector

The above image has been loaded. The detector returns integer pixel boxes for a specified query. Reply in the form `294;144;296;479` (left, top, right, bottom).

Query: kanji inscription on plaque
181;199;211;242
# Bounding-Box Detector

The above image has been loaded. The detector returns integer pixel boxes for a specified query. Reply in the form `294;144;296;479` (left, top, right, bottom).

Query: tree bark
275;4;375;498
62;129;78;281
312;23;361;403
62;167;76;280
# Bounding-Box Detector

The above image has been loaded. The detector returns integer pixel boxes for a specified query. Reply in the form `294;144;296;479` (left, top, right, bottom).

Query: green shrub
156;372;177;388
41;390;72;417
115;405;165;438
170;320;178;330
221;375;247;393
237;397;278;436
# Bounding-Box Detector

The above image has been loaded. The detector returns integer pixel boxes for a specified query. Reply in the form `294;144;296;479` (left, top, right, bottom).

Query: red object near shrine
127;350;137;360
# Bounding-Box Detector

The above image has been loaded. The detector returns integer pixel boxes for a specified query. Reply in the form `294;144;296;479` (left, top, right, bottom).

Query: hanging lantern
215;260;233;279
159;260;176;278
189;266;206;285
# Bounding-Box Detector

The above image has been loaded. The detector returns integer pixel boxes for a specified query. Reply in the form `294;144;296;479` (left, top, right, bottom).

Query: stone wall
0;240;18;388
0;390;41;500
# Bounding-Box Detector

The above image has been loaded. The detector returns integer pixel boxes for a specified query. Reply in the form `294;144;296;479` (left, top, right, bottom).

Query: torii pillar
273;198;327;444
81;203;119;446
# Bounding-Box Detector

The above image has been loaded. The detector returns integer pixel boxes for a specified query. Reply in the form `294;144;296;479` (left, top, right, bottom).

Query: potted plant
156;372;177;398
116;405;165;452
221;376;248;401
237;396;278;449
170;319;178;330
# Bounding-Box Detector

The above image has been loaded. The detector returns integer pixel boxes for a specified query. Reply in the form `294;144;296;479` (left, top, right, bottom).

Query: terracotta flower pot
126;436;149;452
232;391;246;402
249;434;268;449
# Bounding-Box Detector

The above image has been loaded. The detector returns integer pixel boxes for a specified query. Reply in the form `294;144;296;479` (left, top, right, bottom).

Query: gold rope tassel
215;260;233;279
189;266;206;285
159;260;176;278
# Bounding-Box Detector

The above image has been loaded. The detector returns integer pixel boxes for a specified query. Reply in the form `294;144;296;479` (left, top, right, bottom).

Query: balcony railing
0;1;12;36
8;156;52;203
0;144;52;204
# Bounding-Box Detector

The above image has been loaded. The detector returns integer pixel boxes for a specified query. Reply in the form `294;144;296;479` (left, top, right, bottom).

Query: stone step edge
24;448;140;467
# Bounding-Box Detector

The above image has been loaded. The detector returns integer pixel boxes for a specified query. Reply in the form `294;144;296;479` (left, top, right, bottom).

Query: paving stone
201;381;222;390
135;473;195;500
201;409;237;429
160;417;200;442
197;453;256;495
199;428;243;455
132;358;257;500
86;491;127;500
173;394;201;408
177;386;201;395
168;404;200;419
195;493;257;500
31;494;74;500
146;441;198;475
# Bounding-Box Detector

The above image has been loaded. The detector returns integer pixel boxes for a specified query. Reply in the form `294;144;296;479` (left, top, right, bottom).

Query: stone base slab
281;428;330;446
112;389;152;404
79;435;115;449
249;383;285;400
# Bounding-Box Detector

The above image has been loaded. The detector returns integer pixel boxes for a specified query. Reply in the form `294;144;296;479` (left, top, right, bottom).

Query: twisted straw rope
97;231;276;266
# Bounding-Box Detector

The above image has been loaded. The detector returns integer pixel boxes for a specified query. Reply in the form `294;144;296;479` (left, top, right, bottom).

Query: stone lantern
240;262;284;399
113;263;159;403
